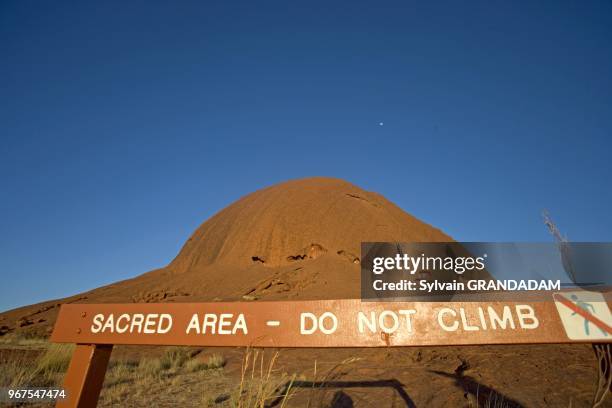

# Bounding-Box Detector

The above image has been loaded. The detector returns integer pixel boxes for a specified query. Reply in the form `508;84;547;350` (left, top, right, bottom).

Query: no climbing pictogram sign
554;291;612;340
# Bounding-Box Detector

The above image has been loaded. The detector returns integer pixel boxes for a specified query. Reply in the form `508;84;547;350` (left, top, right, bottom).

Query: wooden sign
51;297;612;348
51;295;612;407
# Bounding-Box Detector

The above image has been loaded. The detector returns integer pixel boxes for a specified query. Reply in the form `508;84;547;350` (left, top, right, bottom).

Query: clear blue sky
1;1;611;312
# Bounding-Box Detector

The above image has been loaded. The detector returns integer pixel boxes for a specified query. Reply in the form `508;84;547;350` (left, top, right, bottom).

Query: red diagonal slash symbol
554;294;612;335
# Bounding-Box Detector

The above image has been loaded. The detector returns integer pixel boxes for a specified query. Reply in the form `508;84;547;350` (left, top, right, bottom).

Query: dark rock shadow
430;370;524;408
330;390;353;407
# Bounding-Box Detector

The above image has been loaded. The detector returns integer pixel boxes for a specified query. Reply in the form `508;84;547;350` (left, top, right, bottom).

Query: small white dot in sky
379;122;384;126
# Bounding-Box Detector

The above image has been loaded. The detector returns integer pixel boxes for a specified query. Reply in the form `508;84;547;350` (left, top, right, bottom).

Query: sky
1;1;611;311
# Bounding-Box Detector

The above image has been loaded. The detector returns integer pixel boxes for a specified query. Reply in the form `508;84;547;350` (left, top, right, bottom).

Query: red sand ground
0;177;602;407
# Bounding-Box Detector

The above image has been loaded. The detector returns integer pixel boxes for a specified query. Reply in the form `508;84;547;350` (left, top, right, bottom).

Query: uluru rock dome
0;177;453;332
167;177;451;272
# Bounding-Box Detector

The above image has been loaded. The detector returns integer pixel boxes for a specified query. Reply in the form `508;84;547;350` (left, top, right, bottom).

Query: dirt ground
1;341;605;407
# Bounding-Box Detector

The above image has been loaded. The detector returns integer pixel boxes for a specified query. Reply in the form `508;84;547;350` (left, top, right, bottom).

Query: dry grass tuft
0;331;48;347
104;359;140;387
36;343;73;375
159;346;192;371
138;357;164;379
305;356;361;408
103;347;195;388
185;353;226;372
592;344;611;408
231;348;295;408
99;347;229;406
0;343;73;388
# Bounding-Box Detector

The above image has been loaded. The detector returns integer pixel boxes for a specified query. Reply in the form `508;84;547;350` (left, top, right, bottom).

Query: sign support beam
56;344;113;408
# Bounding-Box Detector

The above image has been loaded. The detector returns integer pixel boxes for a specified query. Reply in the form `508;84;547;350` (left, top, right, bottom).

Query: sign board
51;297;612;407
51;298;612;348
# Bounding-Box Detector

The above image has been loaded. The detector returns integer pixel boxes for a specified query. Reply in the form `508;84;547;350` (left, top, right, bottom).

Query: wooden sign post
55;345;112;408
51;296;612;407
